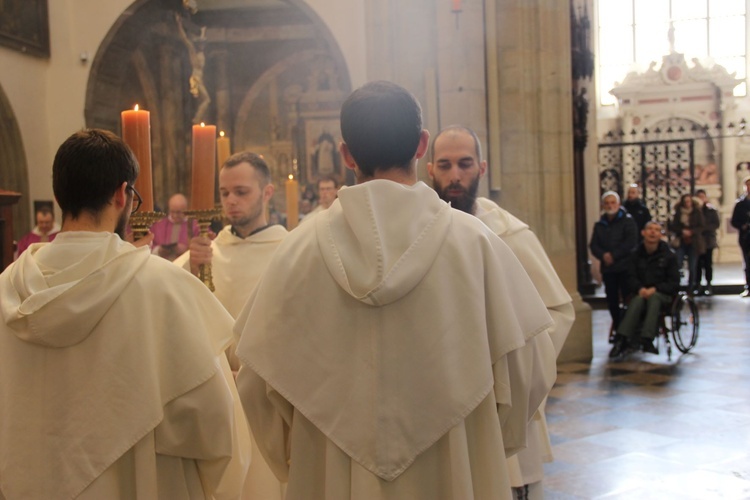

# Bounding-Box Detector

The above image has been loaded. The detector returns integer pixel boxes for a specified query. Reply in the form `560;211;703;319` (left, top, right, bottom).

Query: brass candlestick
129;211;166;241
185;207;222;292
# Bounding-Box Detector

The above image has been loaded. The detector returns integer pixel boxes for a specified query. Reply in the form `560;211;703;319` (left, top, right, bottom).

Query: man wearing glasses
0;129;249;498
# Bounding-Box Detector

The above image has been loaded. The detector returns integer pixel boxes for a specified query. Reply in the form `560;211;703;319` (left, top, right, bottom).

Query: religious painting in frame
304;118;344;185
0;0;50;58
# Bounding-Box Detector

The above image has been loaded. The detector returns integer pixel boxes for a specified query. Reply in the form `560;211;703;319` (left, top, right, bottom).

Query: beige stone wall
0;0;132;218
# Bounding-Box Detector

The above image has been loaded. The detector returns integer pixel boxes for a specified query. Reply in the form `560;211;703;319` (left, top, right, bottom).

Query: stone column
363;0;592;361
488;0;592;362
434;0;490;195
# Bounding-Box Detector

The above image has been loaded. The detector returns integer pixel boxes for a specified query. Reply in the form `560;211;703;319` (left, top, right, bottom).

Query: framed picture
0;0;50;58
304;118;343;185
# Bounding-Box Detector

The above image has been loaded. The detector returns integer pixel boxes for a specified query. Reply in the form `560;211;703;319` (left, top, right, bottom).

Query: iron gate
598;138;695;225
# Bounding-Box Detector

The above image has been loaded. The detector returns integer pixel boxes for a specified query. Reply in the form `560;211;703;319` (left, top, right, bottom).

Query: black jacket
623;198;652;236
589;208;638;274
627;240;680;297
731;195;750;249
700;203;720;250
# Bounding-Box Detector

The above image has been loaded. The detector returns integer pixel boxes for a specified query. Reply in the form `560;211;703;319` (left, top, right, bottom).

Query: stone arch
0;83;30;240
83;0;351;207
234;49;323;145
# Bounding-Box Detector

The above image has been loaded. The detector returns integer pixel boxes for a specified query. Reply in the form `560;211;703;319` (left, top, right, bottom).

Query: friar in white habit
428;125;575;500
175;150;289;500
234;81;558;499
0;129;249;499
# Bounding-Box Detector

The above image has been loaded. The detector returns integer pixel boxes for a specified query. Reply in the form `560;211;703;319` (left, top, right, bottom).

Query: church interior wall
1;0;593;360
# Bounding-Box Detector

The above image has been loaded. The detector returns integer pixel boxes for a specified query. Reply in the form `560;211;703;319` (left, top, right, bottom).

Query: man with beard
0;129;249;498
590;191;638;330
427;125;574;500
235;81;557;499
175;151;288;499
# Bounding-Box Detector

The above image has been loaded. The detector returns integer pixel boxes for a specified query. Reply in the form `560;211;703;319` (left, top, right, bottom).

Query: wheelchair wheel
671;293;699;353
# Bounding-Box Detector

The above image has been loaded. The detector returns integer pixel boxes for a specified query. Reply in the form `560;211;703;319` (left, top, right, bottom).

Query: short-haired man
0;129;248;498
590;191;638;330
15;206;60;257
428;124;574;499
623;183;652;239
235;81;557;499
301;175;339;222
149;193;200;261
177;152;288;321
175;150;288;499
610;220;680;357
731;176;750;297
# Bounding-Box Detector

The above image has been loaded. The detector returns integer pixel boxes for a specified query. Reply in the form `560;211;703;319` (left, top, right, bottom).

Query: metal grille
598;139;694;224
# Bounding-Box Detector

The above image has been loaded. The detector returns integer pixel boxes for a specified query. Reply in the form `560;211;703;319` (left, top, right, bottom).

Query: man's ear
414;129;430;161
114;182;129;210
426;161;435;180
262;182;275;204
340;142;357;171
478;159;487;178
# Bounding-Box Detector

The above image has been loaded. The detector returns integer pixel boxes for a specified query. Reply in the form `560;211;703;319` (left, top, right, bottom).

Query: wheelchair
609;291;699;360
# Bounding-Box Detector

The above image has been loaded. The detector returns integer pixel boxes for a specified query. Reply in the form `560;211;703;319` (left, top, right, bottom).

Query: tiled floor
543;295;750;499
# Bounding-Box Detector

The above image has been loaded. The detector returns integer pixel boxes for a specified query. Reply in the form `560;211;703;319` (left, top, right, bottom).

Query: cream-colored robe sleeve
493;329;557;457
236;365;293;483
155;354;251;500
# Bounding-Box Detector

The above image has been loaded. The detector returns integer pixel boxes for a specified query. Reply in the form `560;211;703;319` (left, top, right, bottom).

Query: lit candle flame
200;122;205;127
134;104;139;111
288;174;294;180
220;131;225;137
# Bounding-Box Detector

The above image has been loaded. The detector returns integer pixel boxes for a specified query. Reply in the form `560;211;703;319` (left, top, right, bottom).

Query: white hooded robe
235;180;558;499
176;223;289;499
476;197;574;490
0;232;249;499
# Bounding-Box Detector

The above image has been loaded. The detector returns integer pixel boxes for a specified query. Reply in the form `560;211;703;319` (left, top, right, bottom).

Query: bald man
150;193;200;261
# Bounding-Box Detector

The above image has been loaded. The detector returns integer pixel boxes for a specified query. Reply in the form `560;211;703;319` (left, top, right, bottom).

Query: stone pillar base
558;292;593;363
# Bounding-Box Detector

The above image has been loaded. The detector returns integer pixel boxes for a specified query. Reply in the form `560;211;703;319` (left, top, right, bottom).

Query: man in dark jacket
731;177;750;297
610;221;680;358
695;189;720;295
623;184;652;240
590;191;638;330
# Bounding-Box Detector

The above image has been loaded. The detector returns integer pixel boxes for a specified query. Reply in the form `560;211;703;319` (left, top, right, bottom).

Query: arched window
597;0;746;105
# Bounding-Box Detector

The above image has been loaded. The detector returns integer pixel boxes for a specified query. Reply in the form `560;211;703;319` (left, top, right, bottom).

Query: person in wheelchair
610;220;680;358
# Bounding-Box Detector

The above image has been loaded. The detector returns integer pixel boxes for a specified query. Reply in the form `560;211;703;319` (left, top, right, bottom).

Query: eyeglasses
127;184;143;215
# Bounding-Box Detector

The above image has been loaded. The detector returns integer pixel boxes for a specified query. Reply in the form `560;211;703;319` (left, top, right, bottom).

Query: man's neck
644;241;659;254
233;218;267;238
61;211;117;233
359;164;417;185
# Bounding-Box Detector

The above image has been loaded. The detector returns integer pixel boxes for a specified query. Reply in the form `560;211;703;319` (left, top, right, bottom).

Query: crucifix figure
668;21;675;53
175;12;211;124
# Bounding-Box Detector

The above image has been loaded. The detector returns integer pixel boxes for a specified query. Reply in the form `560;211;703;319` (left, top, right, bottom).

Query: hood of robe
316;180;451;306
1;231;149;347
476;196;529;237
0;231;231;499
476;197;572;309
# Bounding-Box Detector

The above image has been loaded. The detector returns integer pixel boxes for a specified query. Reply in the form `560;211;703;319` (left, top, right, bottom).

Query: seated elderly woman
610;221;681;358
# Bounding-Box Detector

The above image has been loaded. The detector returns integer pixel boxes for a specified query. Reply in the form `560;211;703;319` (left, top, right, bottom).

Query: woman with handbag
669;193;706;294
